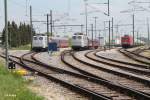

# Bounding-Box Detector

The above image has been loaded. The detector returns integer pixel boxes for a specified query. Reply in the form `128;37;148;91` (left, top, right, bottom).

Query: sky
0;0;150;39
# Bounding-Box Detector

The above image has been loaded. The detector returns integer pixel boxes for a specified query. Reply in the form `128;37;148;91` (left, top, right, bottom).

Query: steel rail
10;53;112;100
71;51;150;97
95;50;149;69
85;50;150;76
128;49;150;60
119;49;150;65
61;50;150;99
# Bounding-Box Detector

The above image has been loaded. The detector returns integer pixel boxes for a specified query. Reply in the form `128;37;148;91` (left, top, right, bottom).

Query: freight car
121;35;133;48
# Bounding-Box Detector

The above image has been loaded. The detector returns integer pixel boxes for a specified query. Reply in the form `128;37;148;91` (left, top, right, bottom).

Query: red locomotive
121;35;133;48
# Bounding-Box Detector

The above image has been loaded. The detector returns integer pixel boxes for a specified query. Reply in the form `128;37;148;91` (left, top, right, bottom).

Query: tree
2;21;35;48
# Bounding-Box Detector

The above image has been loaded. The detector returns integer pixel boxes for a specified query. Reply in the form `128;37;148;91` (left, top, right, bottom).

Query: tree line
2;21;35;47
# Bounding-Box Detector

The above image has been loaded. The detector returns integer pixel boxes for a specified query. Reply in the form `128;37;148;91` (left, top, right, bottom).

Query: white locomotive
71;32;100;50
32;34;48;51
71;33;89;50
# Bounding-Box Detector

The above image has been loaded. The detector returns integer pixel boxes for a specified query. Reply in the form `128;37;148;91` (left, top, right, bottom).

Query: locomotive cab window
122;38;129;41
73;36;76;39
78;36;82;39
39;37;43;40
34;37;37;40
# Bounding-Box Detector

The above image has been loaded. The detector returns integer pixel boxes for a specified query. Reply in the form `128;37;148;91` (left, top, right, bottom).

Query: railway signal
8;61;16;70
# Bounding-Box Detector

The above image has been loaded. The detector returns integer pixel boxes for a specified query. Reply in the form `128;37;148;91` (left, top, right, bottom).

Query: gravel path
9;50;30;57
28;76;88;100
31;49;89;100
35;51;80;74
140;50;150;57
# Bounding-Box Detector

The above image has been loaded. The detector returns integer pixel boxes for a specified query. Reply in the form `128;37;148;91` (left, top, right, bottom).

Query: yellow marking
14;69;28;76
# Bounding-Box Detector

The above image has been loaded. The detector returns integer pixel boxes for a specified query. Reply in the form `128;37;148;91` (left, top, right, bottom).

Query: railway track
0;52;135;100
9;52;112;100
94;50;149;69
61;50;150;100
131;48;146;54
131;48;150;60
85;50;150;77
119;49;150;65
0;51;148;100
0;51;150;99
32;52;137;100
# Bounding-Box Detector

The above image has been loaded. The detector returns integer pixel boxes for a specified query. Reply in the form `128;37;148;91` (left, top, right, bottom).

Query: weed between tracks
0;62;44;100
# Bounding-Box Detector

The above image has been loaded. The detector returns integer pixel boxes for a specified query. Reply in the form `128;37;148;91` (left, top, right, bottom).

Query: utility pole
132;14;135;45
81;25;84;33
47;14;49;49
94;17;98;39
4;0;9;68
91;24;94;48
104;21;106;45
137;31;139;45
116;24;119;38
99;30;101;47
140;34;142;45
109;20;111;49
147;18;150;46
84;0;88;35
50;10;53;36
30;6;33;50
108;0;110;16
112;17;114;45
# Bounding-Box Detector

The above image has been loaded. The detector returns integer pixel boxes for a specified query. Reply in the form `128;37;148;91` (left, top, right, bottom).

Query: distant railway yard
0;46;150;100
1;0;150;100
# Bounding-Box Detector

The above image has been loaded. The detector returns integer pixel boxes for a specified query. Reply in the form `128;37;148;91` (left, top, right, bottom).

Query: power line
10;0;26;8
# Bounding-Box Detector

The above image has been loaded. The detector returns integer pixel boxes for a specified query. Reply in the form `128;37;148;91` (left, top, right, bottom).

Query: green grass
11;44;31;50
0;63;44;100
